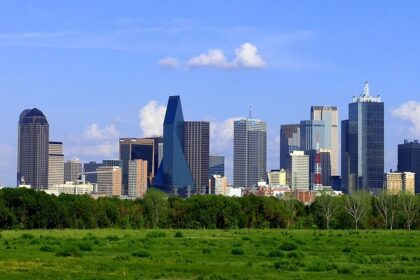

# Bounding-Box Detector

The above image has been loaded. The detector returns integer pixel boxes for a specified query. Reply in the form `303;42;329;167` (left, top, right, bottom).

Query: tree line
0;188;419;230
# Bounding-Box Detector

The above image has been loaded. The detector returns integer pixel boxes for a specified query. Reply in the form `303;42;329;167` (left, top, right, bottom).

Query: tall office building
128;160;148;198
209;156;225;178
184;121;210;194
311;106;339;176
97;166;122;196
341;120;351;192
398;140;420;193
102;159;123;168
210;175;228;195
342;82;384;193
120;137;163;193
83;161;103;184
17;108;49;190
155;96;194;197
48;142;64;188
234;118;267;188
280;124;300;171
64;157;83;182
290;151;310;191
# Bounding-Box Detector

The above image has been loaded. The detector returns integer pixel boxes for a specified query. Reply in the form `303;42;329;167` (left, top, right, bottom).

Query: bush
342;246;352;253
231;248;244;255
279;242;297;251
202;248;212;254
40;246;54;252
21;233;34;240
79;243;93;251
56;247;81;257
273;260;298;271
106;235;120;242
146;231;166;238
287;251;303;259
132;250;151;258
113;255;131;261
174;231;184;238
268;250;285;258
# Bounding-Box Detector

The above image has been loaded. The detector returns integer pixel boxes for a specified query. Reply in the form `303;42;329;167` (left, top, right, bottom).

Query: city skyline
2;1;420;186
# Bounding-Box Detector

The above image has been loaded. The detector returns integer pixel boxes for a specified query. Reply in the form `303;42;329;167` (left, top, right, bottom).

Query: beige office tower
209;175;228;195
268;169;287;186
97;166;122;196
311;106;339;177
48;142;64;188
128;160;148;198
290;151;310;191
385;172;415;195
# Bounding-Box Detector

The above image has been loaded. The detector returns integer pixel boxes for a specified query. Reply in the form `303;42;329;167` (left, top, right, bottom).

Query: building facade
128;159;148;198
268;169;287;186
398;140;420;194
280;124;300;171
48;142;64;188
64;158;83;182
342;82;384;193
385;172;415;195
97;166;122;196
290;151;310;191
83;161;103;184
17;108;49;190
210;175;228;195
209;155;225;177
234;118;267;188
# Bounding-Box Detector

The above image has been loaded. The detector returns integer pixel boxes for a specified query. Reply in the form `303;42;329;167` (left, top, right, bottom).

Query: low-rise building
97;166;122;196
45;182;93;196
209;175;228;195
385;172;415;195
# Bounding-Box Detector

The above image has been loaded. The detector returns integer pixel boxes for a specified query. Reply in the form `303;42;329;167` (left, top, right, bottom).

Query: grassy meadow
0;229;419;279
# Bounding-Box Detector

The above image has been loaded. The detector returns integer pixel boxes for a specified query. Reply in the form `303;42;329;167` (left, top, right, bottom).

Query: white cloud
210;117;241;151
158;57;179;68
83;123;118;141
391;101;420;137
186;49;231;69
233;42;266;68
159;42;266;70
139;101;166;137
66;143;118;158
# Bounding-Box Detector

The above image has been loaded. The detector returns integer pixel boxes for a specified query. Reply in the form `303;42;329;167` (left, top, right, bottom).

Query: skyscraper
97;166;122;196
83;161;103;184
48;142;64;188
290;151;310;191
155;96;194;197
64;158;83;182
17;108;49;189
209;155;225;178
183;121;210;194
311;106;339;176
398;140;420;194
280;124;300;171
342;82;384;193
234;118;267;188
128;159;148;198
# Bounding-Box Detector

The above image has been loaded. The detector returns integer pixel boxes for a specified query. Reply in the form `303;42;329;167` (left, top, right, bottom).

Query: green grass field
0;229;419;279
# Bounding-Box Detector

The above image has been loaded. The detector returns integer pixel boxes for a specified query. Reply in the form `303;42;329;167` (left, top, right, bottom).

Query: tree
375;191;397;229
144;188;168;228
344;191;370;230
280;198;298;229
398;192;417;231
315;194;338;230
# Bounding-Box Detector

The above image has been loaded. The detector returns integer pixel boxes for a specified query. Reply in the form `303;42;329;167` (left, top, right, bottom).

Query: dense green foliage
0;188;419;230
0;229;419;279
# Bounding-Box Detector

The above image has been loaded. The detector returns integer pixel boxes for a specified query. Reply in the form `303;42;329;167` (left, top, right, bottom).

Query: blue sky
1;1;420;186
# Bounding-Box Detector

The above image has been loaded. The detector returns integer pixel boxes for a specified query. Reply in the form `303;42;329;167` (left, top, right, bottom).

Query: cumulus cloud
66;143;118;158
391;101;420;137
186;49;231;69
139;101;166;137
159;43;266;70
210;117;241;151
158;57;179;68
233;42;266;68
83;123;118;141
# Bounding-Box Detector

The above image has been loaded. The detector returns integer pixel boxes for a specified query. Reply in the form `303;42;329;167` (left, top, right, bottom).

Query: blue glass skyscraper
155;96;194;197
342;83;384;193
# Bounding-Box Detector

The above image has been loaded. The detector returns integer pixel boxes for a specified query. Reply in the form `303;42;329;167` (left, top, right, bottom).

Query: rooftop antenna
249;104;253;119
364;81;369;97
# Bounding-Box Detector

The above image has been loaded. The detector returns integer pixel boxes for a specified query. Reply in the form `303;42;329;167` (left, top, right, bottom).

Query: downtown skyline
1;1;420;186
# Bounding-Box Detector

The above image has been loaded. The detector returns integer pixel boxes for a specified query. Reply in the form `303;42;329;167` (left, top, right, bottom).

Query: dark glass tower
342;83;384;193
280;124;300;171
398;140;420;194
155;96;194;196
17;108;49;190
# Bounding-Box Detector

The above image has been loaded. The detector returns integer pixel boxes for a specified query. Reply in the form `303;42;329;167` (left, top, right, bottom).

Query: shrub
56;247;81;257
40;246;54;252
268;250;285;258
287;251;303;259
79;243;93;251
273;260;298;271
241;236;251;241
342;246;352;253
106;235;120;242
202;248;212;254
113;255;131;261
132;250;151;258
21;233;34;240
279;242;297;251
231;248;244;255
146;231;166;238
174;231;184;238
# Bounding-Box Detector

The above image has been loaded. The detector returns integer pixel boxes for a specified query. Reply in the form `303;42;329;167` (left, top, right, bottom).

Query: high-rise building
234;118;267;188
209;156;225;178
64;158;83;182
290;151;310;191
17;108;49;190
155;96;194;197
184;121;210;194
398;140;420;194
342;82;384;193
83;161;103;184
102;159;123;168
385;172;415;195
120;137;163;193
341;120;351;193
311;106;339;177
48;142;64;188
97;166;122;196
128;160;148;198
209;175;228;195
280;124;300;171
